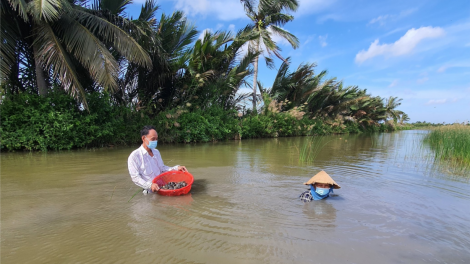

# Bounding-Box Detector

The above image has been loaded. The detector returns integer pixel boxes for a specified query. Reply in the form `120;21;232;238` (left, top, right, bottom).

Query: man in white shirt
128;125;188;194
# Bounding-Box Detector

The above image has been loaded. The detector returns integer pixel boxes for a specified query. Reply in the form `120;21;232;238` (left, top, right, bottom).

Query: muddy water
2;131;470;263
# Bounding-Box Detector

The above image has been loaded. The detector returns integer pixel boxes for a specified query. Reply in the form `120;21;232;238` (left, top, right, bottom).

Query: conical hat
303;170;341;189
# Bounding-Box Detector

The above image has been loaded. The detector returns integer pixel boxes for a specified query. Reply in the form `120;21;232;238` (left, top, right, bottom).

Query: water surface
2;131;470;263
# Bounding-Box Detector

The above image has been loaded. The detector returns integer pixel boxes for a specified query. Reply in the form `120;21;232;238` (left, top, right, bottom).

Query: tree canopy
1;0;406;126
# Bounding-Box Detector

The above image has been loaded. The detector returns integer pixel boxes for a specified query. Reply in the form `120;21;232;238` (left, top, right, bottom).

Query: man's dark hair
141;125;156;137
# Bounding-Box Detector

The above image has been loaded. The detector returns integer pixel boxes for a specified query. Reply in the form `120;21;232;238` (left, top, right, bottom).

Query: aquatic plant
424;124;470;173
298;135;333;164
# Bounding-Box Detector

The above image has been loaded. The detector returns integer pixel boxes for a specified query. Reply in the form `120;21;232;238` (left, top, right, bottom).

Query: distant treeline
412;121;470;127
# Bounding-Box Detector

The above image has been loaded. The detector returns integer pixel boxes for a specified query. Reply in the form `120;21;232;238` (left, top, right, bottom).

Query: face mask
147;139;158;149
315;187;330;196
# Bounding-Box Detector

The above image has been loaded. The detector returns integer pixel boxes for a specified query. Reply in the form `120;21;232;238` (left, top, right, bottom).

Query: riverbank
424;124;470;172
0;92;412;151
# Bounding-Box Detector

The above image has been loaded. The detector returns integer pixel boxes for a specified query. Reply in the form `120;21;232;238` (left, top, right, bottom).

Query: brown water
2;131;470;263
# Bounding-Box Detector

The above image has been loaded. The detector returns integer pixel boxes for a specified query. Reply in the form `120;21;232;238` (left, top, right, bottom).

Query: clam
161;181;188;190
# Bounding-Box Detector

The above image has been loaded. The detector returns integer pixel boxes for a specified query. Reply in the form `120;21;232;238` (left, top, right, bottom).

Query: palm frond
98;0;131;15
29;0;70;23
269;25;299;48
236;48;259;75
240;0;256;16
74;8;152;69
1;4;21;78
6;0;29;21
34;22;87;107
138;0;158;22
54;15;119;91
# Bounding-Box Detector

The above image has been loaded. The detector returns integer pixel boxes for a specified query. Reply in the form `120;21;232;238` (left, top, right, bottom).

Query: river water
2;130;470;263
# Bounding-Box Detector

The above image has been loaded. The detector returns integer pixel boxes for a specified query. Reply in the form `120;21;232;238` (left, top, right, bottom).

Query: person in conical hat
299;170;340;202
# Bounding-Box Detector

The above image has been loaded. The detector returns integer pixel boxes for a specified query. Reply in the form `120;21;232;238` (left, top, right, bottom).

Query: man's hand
177;166;188;172
151;183;160;192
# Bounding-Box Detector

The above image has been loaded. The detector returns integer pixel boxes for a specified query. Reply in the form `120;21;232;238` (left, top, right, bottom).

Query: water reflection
301;200;337;228
2;131;470;263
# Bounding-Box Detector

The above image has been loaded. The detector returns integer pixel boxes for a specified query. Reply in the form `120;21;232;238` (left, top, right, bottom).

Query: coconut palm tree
264;58;341;115
1;0;151;107
186;28;259;110
240;0;299;111
348;95;387;126
261;58;396;126
122;10;199;111
122;11;259;113
399;113;410;124
384;96;404;123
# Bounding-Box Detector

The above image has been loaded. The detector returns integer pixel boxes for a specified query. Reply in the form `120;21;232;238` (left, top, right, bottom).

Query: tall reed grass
424;124;470;172
298;136;333;163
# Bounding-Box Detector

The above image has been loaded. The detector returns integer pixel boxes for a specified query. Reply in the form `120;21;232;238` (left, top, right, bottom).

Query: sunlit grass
424;124;470;173
298;136;333;163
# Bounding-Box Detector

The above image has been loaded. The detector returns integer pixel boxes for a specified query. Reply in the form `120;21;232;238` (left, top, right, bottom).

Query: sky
126;0;470;123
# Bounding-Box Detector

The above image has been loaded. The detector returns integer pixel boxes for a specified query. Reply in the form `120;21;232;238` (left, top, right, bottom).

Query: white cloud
304;35;315;45
426;99;447;105
296;0;336;16
228;24;236;33
170;0;334;20
368;9;416;26
355;26;445;63
170;0;335;20
369;15;390;25
437;66;448;73
399;8;417;17
173;0;246;21
216;23;224;30
397;89;467;101
437;61;470;73
171;0;336;21
319;35;328;47
416;77;429;84
388;80;398;88
199;28;212;40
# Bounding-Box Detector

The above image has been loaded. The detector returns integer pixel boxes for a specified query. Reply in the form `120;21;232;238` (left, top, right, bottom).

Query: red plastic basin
152;171;194;196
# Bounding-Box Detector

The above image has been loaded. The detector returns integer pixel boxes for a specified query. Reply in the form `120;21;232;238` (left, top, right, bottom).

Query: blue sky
127;0;470;123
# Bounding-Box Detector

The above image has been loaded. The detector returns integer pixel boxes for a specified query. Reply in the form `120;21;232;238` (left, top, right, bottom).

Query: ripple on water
2;132;470;263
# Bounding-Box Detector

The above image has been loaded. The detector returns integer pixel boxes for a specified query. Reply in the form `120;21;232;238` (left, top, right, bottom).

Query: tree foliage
1;0;408;151
240;0;299;110
1;0;151;106
263;58;404;127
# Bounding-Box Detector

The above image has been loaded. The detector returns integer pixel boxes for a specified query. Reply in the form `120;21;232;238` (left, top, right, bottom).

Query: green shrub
0;92;148;151
1;92;409;151
155;107;240;143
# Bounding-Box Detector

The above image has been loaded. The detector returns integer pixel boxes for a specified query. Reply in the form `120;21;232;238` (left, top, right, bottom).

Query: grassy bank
424;124;470;171
0;92;409;152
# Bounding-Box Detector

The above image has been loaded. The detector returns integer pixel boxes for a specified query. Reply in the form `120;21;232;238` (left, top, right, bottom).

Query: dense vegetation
1;0;409;151
424;124;470;172
412;121;447;127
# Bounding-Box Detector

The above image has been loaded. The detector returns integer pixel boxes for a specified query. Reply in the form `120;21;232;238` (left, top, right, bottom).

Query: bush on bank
1;92;402;151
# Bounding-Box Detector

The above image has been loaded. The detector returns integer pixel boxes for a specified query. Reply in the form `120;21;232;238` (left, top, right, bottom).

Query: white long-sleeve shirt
128;145;179;190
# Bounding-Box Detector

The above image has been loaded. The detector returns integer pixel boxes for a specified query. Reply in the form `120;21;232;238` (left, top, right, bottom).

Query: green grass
298;136;333;163
424;124;470;172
